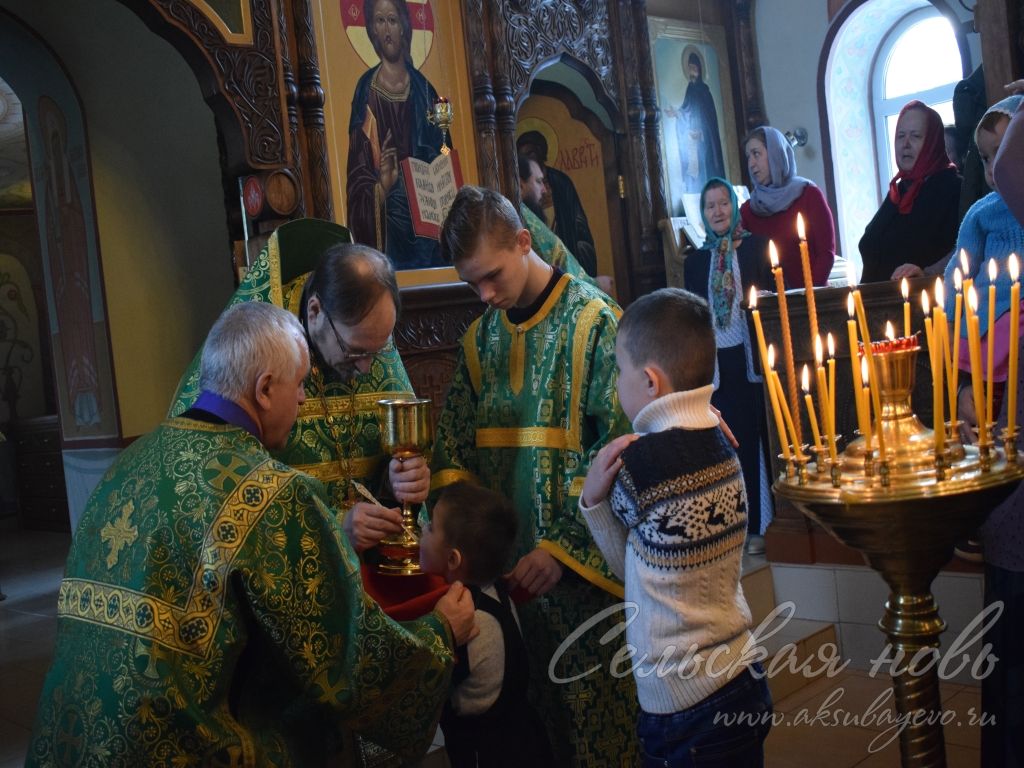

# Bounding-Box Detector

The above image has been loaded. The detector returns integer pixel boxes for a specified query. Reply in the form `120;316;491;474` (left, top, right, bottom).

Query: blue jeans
637;664;773;768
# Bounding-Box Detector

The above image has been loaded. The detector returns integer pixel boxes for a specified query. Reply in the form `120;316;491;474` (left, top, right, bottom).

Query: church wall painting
3;16;120;444
649;17;743;222
315;0;479;286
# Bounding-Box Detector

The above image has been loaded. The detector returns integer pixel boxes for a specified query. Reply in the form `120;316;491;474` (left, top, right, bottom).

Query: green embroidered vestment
27;419;454;767
431;273;639;766
168;223;413;509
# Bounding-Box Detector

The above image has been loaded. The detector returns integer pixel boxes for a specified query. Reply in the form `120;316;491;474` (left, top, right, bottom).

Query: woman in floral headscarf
685;177;773;552
739;125;836;288
859;100;962;283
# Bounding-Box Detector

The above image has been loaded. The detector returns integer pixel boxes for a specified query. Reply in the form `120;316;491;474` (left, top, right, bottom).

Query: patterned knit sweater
581;386;754;714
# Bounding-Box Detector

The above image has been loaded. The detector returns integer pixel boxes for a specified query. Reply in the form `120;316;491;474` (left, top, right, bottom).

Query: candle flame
769;241;779;269
847;292;855;318
1012;253;1020;283
954;267;963;291
960;249;970;275
827;332;835;358
802;364;810;392
934;277;944;307
861;355;870;386
968;285;979;313
797;213;806;240
988;259;998;281
921;289;930;315
768;344;776;369
815;334;823;364
901;277;909;301
749;285;758;308
885;320;895;341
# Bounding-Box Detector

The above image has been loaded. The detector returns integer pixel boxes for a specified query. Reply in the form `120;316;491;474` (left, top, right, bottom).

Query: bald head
307;243;400;325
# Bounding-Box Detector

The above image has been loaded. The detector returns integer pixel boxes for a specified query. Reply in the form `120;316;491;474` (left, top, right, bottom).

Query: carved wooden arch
516;51;625;130
115;0;334;221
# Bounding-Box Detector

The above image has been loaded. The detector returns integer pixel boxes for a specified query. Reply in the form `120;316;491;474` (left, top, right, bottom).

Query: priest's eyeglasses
319;299;385;363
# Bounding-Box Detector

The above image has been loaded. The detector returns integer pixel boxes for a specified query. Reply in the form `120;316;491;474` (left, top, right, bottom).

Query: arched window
871;9;962;194
823;0;968;268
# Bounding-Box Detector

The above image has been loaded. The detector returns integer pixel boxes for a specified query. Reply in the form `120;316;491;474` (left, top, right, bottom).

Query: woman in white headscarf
739;126;836;288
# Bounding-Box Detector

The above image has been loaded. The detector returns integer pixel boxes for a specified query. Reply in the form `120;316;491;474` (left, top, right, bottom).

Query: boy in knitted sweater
580;288;772;767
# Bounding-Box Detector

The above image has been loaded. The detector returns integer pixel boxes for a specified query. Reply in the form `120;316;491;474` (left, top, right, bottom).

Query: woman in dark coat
859;100;962;283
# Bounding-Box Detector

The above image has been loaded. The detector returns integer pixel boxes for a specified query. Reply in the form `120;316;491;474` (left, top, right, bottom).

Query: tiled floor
0;529;983;767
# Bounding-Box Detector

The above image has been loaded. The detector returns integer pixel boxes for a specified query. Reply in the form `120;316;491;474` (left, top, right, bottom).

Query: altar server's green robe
432;272;638;767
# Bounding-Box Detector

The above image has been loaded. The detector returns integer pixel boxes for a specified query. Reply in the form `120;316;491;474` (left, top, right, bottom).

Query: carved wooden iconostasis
114;0;682;413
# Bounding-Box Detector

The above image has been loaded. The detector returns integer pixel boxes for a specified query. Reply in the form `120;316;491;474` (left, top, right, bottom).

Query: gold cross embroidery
101;500;138;568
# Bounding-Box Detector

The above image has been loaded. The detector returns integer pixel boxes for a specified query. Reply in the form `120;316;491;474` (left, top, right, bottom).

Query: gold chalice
376;397;433;575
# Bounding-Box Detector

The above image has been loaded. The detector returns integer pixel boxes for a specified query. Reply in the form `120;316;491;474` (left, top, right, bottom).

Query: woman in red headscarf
859;100;962;283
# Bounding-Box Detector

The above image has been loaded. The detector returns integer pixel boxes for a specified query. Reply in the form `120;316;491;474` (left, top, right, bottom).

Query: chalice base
376;540;422;575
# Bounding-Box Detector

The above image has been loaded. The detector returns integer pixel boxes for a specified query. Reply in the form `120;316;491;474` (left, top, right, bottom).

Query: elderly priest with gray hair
25;301;476;768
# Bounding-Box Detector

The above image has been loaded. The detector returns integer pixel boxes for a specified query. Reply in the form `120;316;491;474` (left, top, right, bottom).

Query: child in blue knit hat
579;288;772;767
944;94;1024;419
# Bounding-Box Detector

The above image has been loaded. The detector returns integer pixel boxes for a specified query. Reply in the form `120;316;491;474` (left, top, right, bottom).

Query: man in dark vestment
346;0;446;269
667;52;725;194
516;130;598;277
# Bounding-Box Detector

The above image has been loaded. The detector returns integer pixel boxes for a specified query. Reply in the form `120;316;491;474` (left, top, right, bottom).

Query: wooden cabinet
13;415;69;532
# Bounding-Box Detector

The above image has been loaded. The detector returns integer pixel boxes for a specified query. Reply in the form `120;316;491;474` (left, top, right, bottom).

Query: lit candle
766;345;792;461
885;320;896;342
987;259;998;427
770;240;801;443
802;364;823;454
827;332;837;444
847;293;868;443
814;337;837;462
748;287;770;374
968;287;988;445
847;263;884;455
797;213;819;344
961;249;973;295
770;346;803;460
935;278;956;423
861;356;873;453
923;290;944;455
1009;254;1020;435
901;277;911;338
952;268;964;432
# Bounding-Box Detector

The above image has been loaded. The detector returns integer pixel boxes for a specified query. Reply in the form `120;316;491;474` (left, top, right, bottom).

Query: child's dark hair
435;481;518;585
618;288;716;391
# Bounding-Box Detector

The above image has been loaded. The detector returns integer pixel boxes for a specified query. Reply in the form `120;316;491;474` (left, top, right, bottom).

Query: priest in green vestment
169;221;428;557
431;186;639;767
27;302;476;767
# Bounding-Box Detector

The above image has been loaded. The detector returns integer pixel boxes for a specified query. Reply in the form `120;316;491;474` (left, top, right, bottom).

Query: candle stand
774;344;1023;768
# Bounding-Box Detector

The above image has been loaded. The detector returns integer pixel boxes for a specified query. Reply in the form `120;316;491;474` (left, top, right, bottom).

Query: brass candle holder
774;343;1024;768
376;397;433;576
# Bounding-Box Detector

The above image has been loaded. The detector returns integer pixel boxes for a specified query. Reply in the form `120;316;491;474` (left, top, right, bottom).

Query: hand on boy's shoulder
580;433;640;508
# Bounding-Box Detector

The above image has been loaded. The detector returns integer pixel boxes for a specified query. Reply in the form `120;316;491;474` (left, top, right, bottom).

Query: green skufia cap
272;218;353;285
